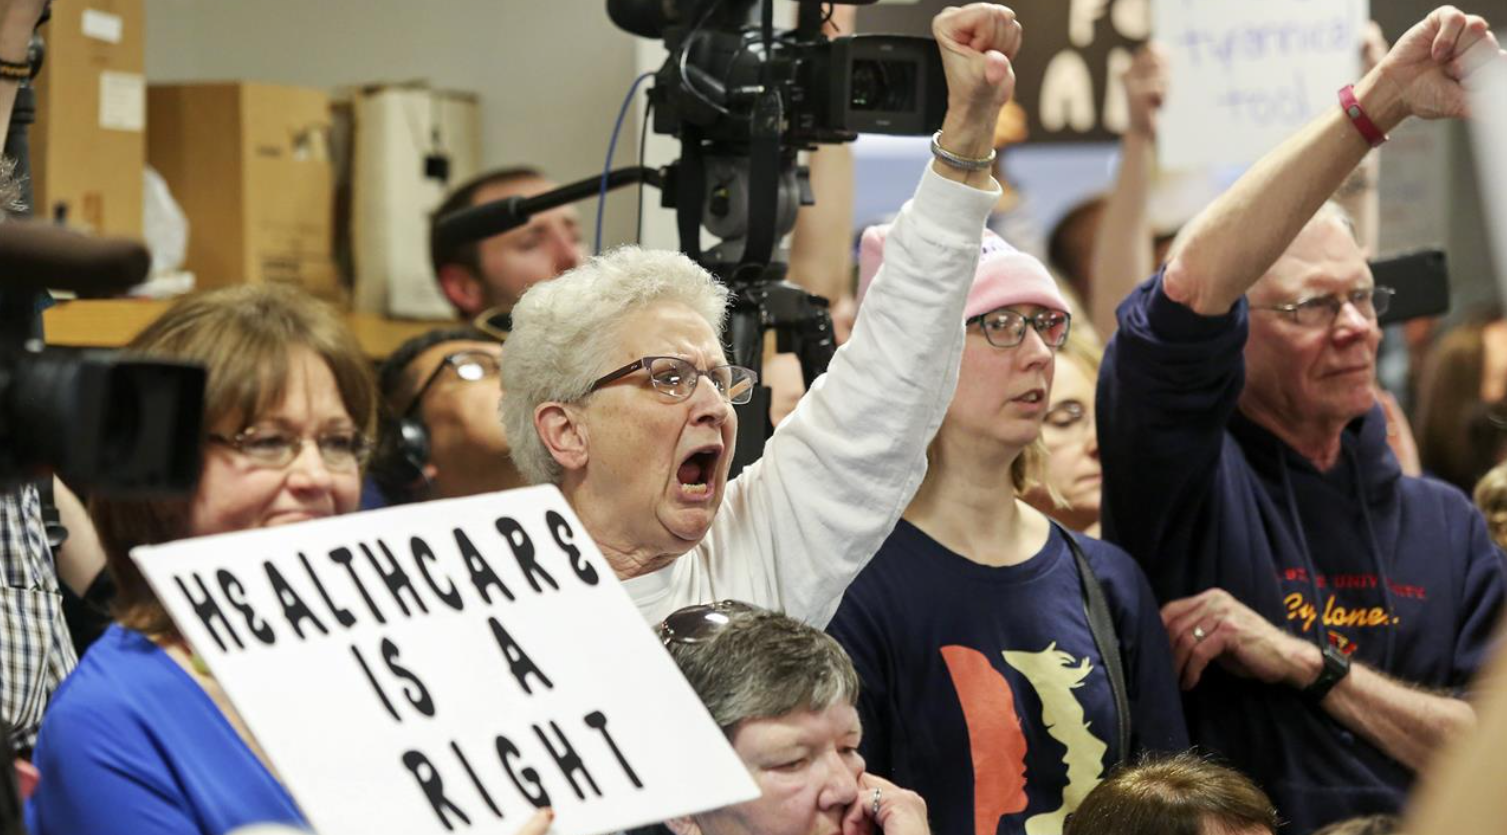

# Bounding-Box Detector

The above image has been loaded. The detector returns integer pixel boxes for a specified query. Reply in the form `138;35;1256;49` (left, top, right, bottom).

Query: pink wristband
1338;84;1387;148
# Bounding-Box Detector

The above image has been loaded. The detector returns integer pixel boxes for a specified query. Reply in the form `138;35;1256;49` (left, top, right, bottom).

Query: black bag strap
1056;522;1132;763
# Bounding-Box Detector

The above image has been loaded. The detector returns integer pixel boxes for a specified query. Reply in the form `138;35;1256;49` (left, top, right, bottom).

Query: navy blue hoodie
1098;274;1505;834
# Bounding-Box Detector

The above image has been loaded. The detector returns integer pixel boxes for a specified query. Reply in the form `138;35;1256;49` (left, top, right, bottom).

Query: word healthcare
171;505;640;828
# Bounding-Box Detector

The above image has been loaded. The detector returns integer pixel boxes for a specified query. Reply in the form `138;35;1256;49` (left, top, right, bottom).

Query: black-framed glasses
207;426;372;471
404;349;503;417
657;600;757;647
1251;286;1394;328
590;356;759;405
966;308;1072;349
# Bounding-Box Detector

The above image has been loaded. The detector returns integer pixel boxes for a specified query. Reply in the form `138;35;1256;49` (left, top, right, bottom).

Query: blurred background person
1414;313;1507;493
1062;752;1279;835
367;325;518;506
429;167;585;321
1026;326;1106;536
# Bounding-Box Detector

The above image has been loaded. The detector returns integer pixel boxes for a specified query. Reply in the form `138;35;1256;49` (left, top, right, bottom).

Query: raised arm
1332;23;1390;258
1164;7;1500;316
728;3;1017;626
1089;44;1165;338
0;0;45;150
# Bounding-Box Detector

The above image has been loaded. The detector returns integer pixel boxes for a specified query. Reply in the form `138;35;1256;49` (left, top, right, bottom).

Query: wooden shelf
42;298;449;360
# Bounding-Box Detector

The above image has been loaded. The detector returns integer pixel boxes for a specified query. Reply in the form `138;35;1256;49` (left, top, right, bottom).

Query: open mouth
1013;389;1045;404
676;446;722;496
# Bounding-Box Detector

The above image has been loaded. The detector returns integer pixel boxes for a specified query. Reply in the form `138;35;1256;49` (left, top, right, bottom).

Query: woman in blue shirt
26;284;551;835
827;230;1187;835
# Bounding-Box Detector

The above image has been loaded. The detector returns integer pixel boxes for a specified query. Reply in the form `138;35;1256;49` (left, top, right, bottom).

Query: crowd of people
5;2;1507;834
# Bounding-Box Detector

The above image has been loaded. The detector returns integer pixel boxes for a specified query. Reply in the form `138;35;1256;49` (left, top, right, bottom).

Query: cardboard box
348;83;481;318
147;82;341;301
31;0;146;237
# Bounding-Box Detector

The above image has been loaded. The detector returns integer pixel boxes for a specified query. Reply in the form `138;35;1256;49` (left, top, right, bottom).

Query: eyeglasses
590;356;759;405
1043;399;1091;435
405;349;502;417
657;600;757;647
207;426;372;471
966;308;1072;349
1250;286;1395;328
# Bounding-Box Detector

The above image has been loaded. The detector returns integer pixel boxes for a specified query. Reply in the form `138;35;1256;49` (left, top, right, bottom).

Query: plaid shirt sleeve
0;484;78;749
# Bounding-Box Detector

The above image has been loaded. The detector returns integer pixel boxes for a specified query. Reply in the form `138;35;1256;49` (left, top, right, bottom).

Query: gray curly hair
500;245;730;485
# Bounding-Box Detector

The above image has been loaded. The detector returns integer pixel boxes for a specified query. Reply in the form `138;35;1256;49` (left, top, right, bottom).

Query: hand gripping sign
133;486;759;835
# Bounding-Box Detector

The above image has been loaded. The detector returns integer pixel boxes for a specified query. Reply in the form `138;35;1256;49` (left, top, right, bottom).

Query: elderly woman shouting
502;3;1021;625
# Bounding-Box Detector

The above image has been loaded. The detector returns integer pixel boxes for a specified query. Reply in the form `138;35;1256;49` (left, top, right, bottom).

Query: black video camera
0;222;206;496
608;0;944;270
611;0;945;146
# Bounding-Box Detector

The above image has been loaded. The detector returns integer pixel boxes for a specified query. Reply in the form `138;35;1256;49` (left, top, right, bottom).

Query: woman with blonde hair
826;230;1186;835
1027;325;1106;536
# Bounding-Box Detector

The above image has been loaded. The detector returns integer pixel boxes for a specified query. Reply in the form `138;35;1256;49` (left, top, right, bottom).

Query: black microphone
431;166;663;256
0;221;150;296
430;195;528;259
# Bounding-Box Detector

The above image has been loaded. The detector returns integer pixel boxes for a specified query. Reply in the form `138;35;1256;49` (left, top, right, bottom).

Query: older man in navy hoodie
1099;8;1506;833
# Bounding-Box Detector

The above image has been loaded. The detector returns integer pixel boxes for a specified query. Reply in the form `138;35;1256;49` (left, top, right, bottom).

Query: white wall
144;0;644;249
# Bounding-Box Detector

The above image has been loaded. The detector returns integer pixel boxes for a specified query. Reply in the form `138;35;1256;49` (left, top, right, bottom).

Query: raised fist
1375;5;1503;121
932;4;1023;116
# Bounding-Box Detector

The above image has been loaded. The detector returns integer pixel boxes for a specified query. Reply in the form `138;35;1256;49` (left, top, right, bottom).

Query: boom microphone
0;221;150;295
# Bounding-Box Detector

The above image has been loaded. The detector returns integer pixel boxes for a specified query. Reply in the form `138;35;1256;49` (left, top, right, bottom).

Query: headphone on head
371;320;509;503
370;398;434;503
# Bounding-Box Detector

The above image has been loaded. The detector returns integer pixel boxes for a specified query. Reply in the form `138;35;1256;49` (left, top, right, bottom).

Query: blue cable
597;71;655;255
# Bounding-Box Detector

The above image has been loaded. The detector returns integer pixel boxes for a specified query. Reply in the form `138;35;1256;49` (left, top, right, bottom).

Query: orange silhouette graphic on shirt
940;645;1030;835
942;643;1109;835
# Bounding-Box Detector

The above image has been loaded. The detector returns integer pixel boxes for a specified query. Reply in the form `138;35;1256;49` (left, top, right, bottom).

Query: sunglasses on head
657;600;758;647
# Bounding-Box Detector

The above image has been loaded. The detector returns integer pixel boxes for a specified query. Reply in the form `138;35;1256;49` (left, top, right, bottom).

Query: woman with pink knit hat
826;229;1187;835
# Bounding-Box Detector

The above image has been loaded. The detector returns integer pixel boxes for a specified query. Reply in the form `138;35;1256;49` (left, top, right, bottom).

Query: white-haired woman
825;232;1187;835
501;3;1021;625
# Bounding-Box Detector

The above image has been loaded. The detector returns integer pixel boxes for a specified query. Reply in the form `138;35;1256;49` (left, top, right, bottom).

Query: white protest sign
132;486;759;835
1468;37;1507;304
1154;0;1368;169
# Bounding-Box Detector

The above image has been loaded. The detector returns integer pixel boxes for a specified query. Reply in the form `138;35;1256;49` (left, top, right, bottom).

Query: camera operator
0;0;81;752
500;2;1021;626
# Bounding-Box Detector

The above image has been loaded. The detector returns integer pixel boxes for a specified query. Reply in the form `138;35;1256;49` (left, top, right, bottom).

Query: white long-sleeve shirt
623;164;1000;627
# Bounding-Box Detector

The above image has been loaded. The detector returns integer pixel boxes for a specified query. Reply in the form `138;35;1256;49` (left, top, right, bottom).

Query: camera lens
850;59;916;113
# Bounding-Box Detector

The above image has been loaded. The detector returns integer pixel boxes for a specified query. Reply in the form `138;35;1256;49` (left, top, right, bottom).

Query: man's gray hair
500;245;730;485
1312;199;1358;242
666;607;861;734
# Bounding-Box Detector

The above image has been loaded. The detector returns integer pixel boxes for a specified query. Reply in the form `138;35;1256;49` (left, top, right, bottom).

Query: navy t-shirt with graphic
827;521;1187;835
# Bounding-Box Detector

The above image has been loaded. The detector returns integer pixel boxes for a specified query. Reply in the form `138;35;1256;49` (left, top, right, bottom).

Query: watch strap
1301;643;1351;702
1338;84;1388;148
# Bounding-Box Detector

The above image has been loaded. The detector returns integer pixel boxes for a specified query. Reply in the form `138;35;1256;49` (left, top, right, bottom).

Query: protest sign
132;486;760;835
1468;38;1507;305
859;0;1149;143
1154;0;1368;169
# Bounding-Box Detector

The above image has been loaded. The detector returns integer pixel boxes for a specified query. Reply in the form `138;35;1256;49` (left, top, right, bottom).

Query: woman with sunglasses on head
660;601;932;835
825;232;1187;835
24;284;551;835
501;4;1023;627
